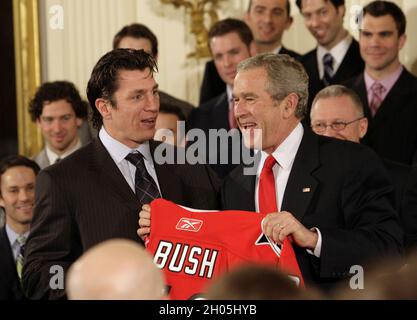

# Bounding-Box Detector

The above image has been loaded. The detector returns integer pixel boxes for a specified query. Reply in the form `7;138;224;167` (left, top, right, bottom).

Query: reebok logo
176;218;203;232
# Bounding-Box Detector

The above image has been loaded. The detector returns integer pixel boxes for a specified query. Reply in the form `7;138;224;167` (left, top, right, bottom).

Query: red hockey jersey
146;199;304;299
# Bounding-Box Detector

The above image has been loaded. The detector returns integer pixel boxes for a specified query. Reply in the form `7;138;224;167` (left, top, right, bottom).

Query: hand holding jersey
262;212;319;249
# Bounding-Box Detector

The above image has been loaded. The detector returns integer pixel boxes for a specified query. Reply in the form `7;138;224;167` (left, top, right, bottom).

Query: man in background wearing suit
189;18;253;178
310;84;417;254
221;53;402;291
345;1;417;166
22;49;220;299
296;0;364;122
29;81;90;169
0;155;40;300
114;23;194;119
199;0;300;104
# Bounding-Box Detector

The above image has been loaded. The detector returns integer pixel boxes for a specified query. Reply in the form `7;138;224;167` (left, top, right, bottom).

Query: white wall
39;0;417;106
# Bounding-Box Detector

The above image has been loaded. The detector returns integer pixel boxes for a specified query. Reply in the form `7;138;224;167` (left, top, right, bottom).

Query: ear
76;117;83;128
281;93;299;119
285;16;294;30
36;118;42;128
338;5;346;18
358;117;368;139
0;195;4;208
398;34;406;51
95;99;112;122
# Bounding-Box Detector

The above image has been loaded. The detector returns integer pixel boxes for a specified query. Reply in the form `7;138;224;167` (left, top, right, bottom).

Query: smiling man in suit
296;0;364;122
199;0;300;105
221;53;402;291
345;1;417;166
22;49;220;300
0;155;40;300
189;18;253;178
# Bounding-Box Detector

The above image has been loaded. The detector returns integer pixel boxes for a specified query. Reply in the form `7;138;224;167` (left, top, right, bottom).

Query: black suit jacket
301;39;364;124
199;46;301;104
188;92;242;179
0;227;25;300
221;129;403;290
383;159;417;252
346;69;417;166
22;139;220;299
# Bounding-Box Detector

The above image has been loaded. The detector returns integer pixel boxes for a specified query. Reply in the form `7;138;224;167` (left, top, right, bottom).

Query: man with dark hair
200;0;300;105
296;0;364;122
22;49;220;299
29;81;91;168
113;23;194;119
189;18;253;178
0;155;40;300
345;0;417;166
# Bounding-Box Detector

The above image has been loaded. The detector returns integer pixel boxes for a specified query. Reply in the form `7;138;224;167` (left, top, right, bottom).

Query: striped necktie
125;152;161;205
16;235;26;280
322;53;334;86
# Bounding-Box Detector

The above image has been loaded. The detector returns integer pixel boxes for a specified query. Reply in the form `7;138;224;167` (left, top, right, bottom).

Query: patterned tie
322;53;334;86
16;235;26;280
125;152;161;205
228;98;237;130
370;82;386;117
258;155;305;286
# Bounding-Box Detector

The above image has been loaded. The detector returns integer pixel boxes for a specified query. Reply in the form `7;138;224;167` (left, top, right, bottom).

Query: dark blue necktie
125;152;161;205
322;53;334;86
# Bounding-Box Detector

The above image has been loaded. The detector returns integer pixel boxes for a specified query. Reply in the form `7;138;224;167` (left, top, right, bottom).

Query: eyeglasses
311;117;365;133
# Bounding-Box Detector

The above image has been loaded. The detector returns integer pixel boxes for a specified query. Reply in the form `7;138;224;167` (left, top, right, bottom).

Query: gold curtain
13;0;43;157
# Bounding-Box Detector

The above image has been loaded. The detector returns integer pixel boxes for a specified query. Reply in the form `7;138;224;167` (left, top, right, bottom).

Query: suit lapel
149;140;185;204
211;92;230;130
281;129;320;222
88;139;139;213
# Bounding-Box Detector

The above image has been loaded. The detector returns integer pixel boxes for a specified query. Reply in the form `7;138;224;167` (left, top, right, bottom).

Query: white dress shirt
99;127;161;194
254;123;322;257
46;139;82;164
317;35;352;80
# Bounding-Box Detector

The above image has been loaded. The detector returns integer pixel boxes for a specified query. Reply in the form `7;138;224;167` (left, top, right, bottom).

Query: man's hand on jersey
262;211;318;250
137;204;151;240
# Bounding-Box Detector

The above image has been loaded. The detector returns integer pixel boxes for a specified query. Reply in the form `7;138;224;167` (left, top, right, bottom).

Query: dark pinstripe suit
22;138;220;299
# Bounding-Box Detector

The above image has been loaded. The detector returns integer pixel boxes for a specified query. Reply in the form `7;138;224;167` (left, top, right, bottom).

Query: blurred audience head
246;0;293;53
67;239;167;300
0;155;40;234
113;23;158;58
206;264;322;300
296;0;346;50
310;85;368;142
29;81;87;155
208;18;253;87
333;253;417;300
359;1;406;76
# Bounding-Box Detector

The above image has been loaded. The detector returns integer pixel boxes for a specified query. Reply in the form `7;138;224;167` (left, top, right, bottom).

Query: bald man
66;239;167;300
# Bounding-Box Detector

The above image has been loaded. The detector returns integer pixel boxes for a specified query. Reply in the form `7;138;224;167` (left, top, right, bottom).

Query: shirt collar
317;34;352;66
257;123;304;174
46;139;82;164
5;224;29;248
364;65;403;93
99;126;153;166
226;85;233;106
273;45;283;55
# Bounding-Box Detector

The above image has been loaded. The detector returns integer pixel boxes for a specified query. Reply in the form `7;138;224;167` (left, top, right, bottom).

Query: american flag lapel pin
302;187;311;193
